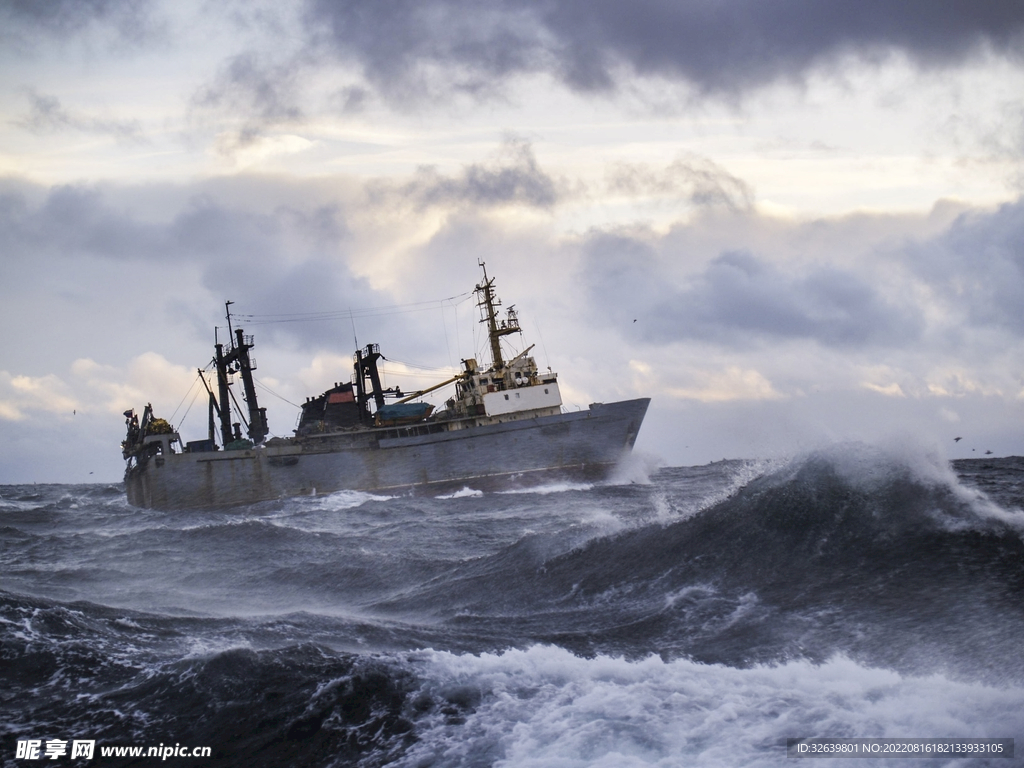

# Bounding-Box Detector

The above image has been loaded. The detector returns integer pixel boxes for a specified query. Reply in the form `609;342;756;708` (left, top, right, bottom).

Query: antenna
475;261;521;371
225;301;235;347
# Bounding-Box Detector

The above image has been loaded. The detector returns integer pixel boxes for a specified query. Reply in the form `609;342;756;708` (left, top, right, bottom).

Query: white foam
312;489;395;511
573;505;627;536
662;583;717;610
635;459;776;528
436;487;485;499
499;482;594;496
607;451;661;486
395;645;1024;768
690;459;780;518
799;439;1024;534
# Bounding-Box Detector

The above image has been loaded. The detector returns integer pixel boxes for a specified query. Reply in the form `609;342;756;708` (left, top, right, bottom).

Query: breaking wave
4;443;1024;766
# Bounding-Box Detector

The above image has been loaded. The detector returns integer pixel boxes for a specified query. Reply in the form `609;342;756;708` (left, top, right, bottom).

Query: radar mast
475;261;521;371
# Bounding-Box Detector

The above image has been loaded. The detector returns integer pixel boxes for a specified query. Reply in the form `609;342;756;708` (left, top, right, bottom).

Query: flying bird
954;436;962;442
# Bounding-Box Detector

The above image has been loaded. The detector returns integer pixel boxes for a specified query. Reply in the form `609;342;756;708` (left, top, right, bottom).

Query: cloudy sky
2;0;1024;483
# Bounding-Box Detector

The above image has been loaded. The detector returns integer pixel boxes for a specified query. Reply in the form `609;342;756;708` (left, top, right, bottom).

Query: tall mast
475;261;520;370
214;338;233;446
355;343;386;412
233;327;268;443
212;301;268;445
197;368;221;443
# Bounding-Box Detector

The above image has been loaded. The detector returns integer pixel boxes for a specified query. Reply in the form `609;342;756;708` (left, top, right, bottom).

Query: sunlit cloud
0;371;77;421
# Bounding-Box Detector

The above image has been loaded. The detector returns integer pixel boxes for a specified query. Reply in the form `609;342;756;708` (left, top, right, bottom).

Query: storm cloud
2;1;1023;478
912;198;1024;334
192;52;307;150
582;232;921;348
303;0;1024;100
0;181;386;352
0;0;159;46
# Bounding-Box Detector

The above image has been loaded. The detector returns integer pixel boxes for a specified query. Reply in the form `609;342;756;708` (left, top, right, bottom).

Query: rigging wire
231;291;474;327
227;386;249;431
174;381;204;433
380;367;456;380
382;356;459;373
253;377;302;410
169;373;202;425
534;319;552;372
441;297;460;370
450;295;462;363
167;290;492;436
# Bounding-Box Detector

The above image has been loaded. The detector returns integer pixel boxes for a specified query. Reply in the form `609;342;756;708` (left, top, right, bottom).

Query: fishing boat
121;264;650;509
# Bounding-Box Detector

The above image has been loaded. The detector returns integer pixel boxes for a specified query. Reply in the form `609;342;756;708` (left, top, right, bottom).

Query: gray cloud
582;232;922;348
192;52;306;150
302;0;547;101
607;155;754;211
0;0;159;47
0;181;454;357
538;0;1024;93
302;0;1024;101
15;90;146;143
912;198;1024;334
167;198;368;348
372;136;559;210
0;184;160;258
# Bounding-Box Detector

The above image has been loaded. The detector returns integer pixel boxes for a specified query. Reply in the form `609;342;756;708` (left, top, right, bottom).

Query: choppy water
2;444;1024;766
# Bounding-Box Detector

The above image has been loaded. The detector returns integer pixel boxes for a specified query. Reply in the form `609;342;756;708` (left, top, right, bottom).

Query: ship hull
126;399;650;510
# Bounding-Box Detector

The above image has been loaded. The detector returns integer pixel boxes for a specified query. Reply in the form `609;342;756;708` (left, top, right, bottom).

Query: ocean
2;443;1023;767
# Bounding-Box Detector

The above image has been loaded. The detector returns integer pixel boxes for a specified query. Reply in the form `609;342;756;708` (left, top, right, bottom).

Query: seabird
954;436;962;442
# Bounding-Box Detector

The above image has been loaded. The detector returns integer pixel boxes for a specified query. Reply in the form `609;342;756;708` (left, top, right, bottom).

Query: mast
197;368;220;443
233;327;269;443
212;302;269;445
475;261;520;371
214;335;233;446
354;344;386;413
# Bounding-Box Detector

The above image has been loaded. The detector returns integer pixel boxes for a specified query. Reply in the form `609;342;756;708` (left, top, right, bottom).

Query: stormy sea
3;444;1024;767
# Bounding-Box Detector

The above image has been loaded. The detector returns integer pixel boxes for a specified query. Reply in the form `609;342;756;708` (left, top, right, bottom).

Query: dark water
3;444;1024;767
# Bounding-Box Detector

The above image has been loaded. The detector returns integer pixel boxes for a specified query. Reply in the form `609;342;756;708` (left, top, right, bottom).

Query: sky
2;0;1024;483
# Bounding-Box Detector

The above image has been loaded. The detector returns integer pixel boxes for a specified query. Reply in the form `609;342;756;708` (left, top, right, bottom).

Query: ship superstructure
121;263;649;509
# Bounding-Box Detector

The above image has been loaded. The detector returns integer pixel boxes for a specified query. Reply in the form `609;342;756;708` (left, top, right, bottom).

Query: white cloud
71;354;198;416
0;371;77;420
863;382;905;397
0;354;197;428
630;360;781;403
